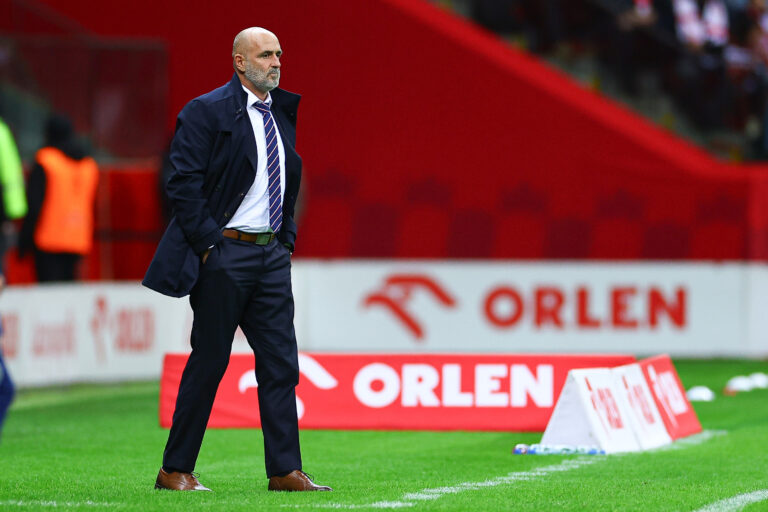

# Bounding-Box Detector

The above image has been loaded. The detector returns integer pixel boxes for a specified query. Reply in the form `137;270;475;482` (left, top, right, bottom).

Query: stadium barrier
542;355;701;452
1;261;767;387
159;352;635;431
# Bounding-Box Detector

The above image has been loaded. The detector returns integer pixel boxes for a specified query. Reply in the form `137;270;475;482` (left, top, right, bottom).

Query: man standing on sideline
143;27;331;492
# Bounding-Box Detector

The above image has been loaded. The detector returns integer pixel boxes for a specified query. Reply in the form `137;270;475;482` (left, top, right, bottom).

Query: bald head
232;27;282;100
232;27;278;59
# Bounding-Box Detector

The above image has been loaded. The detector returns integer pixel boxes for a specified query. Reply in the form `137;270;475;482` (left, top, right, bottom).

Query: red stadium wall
16;0;768;275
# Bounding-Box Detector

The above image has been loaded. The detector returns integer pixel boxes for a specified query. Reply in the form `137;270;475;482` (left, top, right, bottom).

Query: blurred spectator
741;0;768;155
463;0;768;156
671;0;731;129
0;274;13;441
599;0;677;95
19;114;99;282
0;115;27;272
674;0;729;47
470;0;566;52
721;2;764;132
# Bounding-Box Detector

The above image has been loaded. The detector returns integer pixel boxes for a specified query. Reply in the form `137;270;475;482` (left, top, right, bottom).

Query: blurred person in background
0;113;28;272
739;0;768;155
144;27;330;493
599;0;677;95
0;273;13;440
671;0;731;129
720;2;767;140
18;114;98;282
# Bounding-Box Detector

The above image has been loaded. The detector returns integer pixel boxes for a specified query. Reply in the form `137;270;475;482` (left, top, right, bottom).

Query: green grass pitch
0;359;766;511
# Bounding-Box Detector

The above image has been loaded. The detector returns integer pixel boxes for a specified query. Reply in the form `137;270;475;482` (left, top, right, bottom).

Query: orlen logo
585;377;624;431
622;375;655;425
238;354;338;419
91;296;155;363
484;285;686;330
364;276;686;342
363;274;456;340
647;365;688;427
352;362;553;408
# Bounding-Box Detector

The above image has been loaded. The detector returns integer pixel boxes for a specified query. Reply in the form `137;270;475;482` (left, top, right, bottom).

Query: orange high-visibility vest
34;147;98;254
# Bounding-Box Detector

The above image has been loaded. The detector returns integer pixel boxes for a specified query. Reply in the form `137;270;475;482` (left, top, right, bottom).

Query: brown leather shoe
154;468;212;491
268;470;332;491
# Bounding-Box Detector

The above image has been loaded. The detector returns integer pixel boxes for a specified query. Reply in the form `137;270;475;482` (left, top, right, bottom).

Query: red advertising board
160;353;635;431
639;354;702;439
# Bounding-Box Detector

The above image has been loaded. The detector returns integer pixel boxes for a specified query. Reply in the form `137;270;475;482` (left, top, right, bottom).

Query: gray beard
245;64;280;93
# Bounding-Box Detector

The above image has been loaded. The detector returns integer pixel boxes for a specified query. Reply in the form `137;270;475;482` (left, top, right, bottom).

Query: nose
271;54;281;68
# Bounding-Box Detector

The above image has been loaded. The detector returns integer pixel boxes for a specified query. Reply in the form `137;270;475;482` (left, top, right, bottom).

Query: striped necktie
253;101;282;233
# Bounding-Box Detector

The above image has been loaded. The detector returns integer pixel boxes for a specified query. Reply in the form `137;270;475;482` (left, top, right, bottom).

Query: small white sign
612;363;672;450
542;368;641;454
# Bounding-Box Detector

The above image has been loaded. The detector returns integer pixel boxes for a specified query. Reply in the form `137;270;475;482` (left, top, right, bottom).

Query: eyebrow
260;50;282;56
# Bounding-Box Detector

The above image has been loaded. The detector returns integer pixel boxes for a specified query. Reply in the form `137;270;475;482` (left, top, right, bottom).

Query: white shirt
225;86;286;233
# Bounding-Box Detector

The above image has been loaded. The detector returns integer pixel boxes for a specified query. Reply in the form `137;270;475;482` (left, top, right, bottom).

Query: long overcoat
143;74;302;297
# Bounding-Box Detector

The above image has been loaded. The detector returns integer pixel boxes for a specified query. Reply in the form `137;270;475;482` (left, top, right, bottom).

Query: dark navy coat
143;74;302;297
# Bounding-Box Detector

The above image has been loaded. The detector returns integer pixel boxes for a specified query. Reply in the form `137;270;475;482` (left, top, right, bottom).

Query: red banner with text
639;354;702;439
159;353;636;431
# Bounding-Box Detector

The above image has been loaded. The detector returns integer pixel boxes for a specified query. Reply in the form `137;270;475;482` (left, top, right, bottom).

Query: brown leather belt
222;229;276;245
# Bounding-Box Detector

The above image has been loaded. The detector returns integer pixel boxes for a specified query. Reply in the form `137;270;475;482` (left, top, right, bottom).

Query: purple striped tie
253;101;282;233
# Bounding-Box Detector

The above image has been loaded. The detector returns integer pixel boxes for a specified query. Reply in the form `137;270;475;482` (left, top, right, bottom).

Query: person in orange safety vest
19;114;98;282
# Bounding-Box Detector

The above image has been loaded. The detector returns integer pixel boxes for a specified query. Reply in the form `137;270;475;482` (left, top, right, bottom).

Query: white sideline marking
281;430;726;510
0;500;114;508
281;457;598;509
656;430;727;451
691;489;768;512
402;458;596;501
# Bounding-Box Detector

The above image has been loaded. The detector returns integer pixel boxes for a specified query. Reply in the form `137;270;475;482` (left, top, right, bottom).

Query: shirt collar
242;85;272;109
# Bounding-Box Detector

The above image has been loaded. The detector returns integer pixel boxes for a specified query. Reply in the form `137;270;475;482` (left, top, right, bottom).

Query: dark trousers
162;236;301;477
34;251;80;282
0;348;14;440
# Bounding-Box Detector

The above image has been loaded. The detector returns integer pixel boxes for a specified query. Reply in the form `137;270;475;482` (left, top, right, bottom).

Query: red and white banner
541;356;697;451
639;354;702;439
613;363;672;449
159;353;635;431
542;368;642;453
298;261;764;357
3;260;768;388
0;283;183;387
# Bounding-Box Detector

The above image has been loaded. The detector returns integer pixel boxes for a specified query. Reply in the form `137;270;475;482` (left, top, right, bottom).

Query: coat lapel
225;75;259;174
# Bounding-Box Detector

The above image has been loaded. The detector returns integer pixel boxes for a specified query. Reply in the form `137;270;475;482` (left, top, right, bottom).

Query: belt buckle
257;232;274;245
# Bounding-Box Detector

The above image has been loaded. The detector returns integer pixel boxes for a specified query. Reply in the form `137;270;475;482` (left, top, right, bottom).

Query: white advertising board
541;368;641;453
0;283;184;387
0;261;766;387
298;261;760;356
611;363;672;450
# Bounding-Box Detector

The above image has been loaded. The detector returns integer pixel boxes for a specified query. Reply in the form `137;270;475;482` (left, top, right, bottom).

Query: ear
234;54;246;72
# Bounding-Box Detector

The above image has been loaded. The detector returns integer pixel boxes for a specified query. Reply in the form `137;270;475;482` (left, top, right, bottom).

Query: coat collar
224;73;302;173
226;72;301;119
